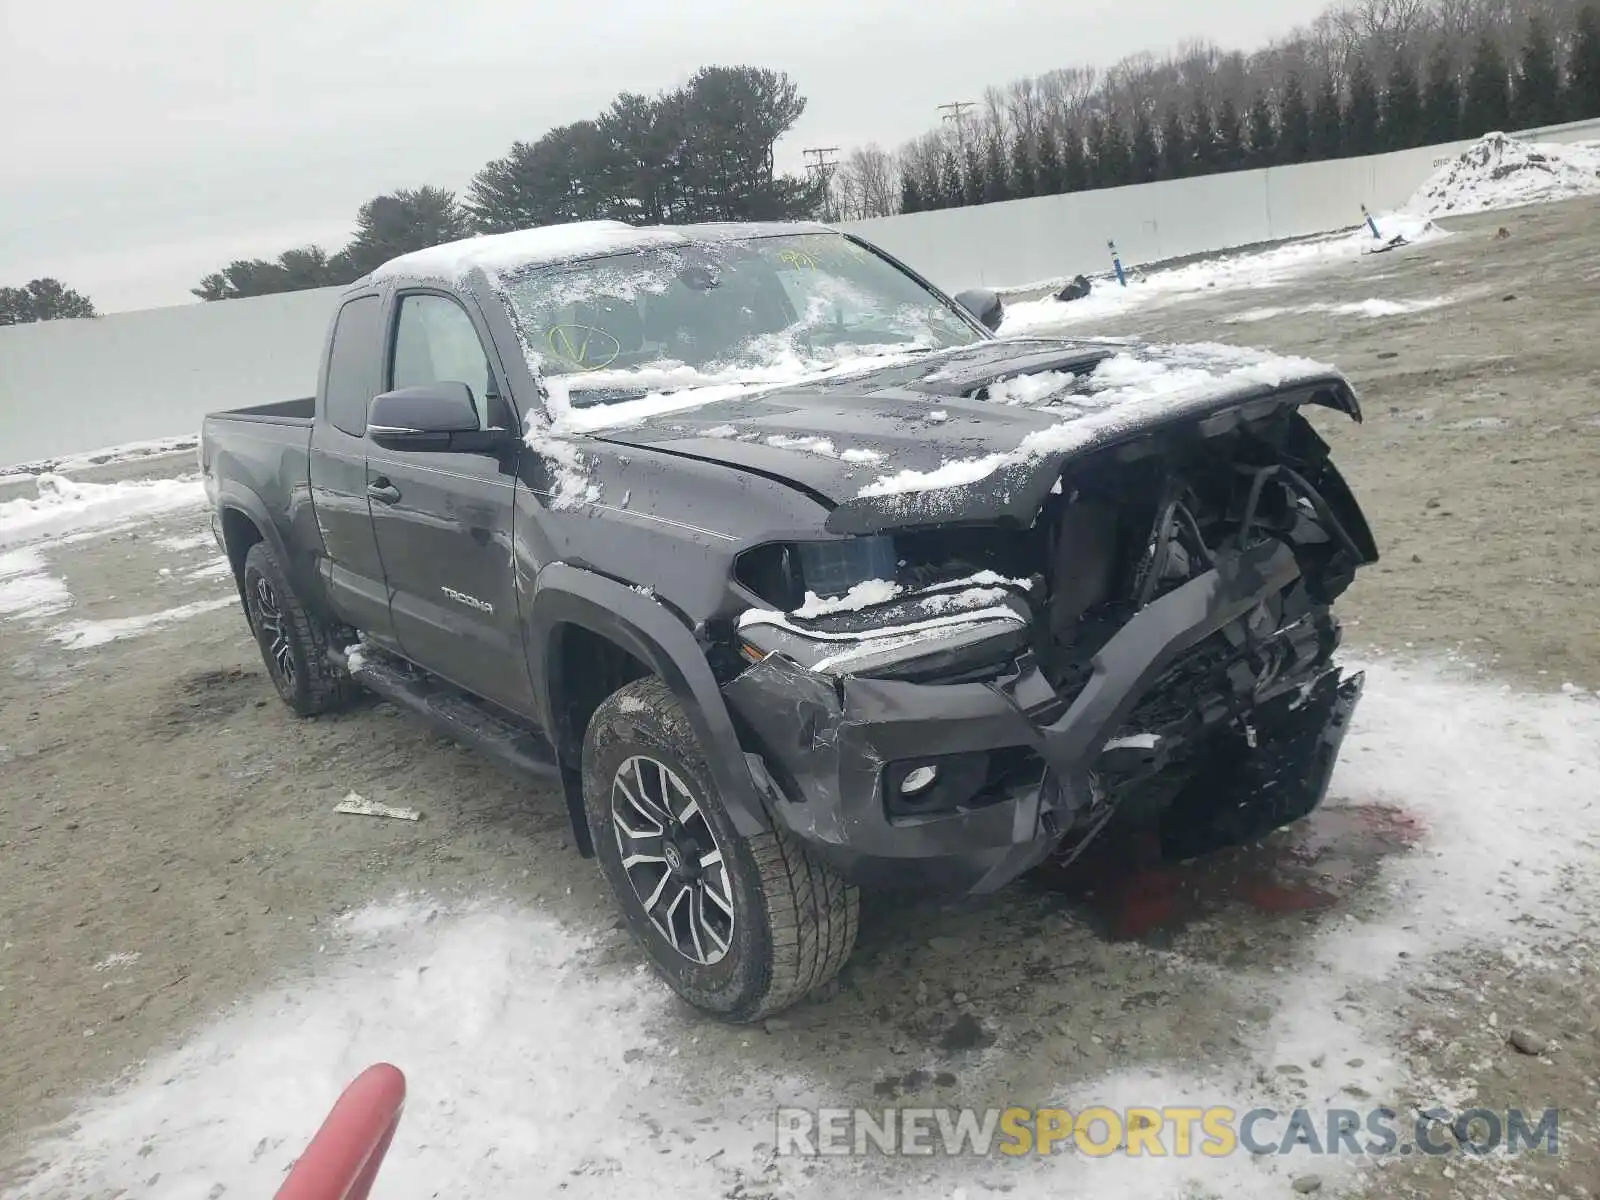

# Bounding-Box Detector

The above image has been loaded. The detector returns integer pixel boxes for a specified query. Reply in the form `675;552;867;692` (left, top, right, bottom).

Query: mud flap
1158;667;1364;862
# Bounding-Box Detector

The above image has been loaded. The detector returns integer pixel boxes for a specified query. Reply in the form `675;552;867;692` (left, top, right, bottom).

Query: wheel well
550;623;650;760
220;506;262;583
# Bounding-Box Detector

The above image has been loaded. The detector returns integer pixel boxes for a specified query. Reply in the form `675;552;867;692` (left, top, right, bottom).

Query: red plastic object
275;1063;406;1200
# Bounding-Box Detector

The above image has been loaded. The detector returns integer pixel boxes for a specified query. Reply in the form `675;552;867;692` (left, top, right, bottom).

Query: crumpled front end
720;396;1377;894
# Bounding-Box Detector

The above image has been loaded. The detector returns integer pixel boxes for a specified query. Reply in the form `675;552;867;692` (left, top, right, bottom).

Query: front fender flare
526;563;770;838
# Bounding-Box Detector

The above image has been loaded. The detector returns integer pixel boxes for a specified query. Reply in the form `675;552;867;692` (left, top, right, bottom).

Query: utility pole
937;101;977;153
803;146;841;221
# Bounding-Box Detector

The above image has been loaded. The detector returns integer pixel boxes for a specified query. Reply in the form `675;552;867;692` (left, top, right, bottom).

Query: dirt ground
2;198;1598;1198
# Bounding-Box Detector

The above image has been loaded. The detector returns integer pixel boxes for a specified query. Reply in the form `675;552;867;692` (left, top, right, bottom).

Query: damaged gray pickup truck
200;219;1377;1021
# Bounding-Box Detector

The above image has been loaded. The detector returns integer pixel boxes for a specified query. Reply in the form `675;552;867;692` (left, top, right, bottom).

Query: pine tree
962;141;985;206
941;145;964;208
1158;105;1190;178
1422;42;1464;144
1035;124;1065;194
1061;125;1089;192
1513;16;1564;129
1010;133;1037;198
1464;34;1512;134
1129;110;1161;182
1190;95;1218;173
900;174;923;214
1089;114;1132;187
1279;74;1312;164
982;136;1011;203
1246;92;1278;167
1214;98;1245;170
1382;53;1425;150
1311;73;1344;160
1572;4;1600;119
1345;58;1382;155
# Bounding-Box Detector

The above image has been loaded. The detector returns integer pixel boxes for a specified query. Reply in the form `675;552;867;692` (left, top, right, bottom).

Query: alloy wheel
610;754;735;965
252;574;296;690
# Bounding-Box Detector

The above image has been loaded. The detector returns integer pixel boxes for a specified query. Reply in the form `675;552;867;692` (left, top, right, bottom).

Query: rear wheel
241;540;350;717
582;675;858;1021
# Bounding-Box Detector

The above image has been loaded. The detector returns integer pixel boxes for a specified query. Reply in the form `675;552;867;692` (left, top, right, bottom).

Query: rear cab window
323;295;383;437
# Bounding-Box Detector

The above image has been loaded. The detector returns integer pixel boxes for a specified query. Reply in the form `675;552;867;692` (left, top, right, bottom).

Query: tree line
832;0;1600;217
189;66;820;302
0;279;96;325
13;0;1600;317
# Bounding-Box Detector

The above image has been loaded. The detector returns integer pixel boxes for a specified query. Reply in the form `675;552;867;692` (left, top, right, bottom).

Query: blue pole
1108;240;1127;287
1361;204;1382;240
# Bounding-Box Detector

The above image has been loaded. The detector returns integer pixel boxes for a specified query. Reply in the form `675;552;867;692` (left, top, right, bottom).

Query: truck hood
582;337;1361;535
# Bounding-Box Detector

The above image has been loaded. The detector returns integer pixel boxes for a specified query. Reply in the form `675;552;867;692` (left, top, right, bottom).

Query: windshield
498;232;984;406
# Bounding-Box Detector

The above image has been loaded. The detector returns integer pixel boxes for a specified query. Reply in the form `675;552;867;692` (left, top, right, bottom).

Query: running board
341;647;562;781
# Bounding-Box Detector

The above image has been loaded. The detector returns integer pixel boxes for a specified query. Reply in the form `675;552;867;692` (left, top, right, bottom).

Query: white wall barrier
3;118;1596;467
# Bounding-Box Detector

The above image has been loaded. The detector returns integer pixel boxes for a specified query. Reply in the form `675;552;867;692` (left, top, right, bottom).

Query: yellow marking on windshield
546;324;621;371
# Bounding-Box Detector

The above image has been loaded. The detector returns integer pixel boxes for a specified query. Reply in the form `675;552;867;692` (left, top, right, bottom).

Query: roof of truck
362;219;837;290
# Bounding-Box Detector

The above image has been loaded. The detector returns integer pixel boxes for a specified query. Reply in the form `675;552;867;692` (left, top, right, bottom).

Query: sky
0;0;1335;314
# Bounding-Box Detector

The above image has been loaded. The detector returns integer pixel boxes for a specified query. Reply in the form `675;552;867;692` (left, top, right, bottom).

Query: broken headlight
734;535;898;610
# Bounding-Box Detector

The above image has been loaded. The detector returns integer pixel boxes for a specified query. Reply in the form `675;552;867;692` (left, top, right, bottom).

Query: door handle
367;481;401;505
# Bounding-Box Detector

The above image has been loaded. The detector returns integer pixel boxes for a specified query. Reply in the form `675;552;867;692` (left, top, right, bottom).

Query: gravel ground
2;198;1597;1199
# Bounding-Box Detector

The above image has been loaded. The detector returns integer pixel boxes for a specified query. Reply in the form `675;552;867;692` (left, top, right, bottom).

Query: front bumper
723;539;1362;894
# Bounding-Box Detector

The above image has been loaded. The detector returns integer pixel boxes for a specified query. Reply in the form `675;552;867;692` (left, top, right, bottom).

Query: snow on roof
370;220;835;286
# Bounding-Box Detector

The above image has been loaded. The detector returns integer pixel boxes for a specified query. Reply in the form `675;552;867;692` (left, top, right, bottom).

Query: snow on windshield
496;234;981;421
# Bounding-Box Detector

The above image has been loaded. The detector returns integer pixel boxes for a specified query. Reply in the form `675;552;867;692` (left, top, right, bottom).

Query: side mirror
953;287;1004;333
367;383;508;453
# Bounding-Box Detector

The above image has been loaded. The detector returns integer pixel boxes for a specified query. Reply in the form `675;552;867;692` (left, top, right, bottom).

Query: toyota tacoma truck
200;219;1377;1020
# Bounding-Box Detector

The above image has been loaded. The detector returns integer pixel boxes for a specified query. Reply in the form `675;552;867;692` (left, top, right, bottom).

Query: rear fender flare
526;563;770;838
214;483;296;625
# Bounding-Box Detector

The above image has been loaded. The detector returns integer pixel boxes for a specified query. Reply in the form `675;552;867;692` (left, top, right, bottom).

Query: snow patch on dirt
0;474;206;550
1405;132;1600;217
1229;296;1459;323
0;548;72;620
48;596;237;650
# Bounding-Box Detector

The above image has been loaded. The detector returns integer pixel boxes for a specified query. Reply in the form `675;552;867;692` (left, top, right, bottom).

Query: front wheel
582;675;858;1021
241;540;350;717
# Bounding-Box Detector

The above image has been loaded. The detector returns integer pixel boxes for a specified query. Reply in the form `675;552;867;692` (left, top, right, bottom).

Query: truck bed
209;396;316;424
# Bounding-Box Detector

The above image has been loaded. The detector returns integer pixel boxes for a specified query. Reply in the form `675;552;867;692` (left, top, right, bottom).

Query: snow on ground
1227;295;1461;323
0;435;199;478
0;548;72;621
1406;132;1600;218
0;474;206;551
11;662;1599;1199
1000;213;1446;334
47;596;238;651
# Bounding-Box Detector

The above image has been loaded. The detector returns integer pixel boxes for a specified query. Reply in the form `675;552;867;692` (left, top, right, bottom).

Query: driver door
366;290;530;710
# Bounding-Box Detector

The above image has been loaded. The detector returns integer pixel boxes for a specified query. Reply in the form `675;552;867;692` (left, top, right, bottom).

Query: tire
241;540;350;717
582;675;858;1021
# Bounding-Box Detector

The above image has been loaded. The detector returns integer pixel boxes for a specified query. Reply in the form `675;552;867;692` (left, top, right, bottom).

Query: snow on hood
1404;131;1600;217
852;341;1337;500
580;338;1350;533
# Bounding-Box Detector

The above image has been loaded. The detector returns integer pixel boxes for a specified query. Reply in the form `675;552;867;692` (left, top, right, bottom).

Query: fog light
901;765;939;795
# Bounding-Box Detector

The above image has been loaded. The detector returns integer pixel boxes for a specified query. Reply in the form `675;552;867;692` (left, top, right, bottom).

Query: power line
803;146;842;220
937;101;977;151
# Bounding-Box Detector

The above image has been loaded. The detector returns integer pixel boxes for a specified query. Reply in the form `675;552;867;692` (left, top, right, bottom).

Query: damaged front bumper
722;539;1364;894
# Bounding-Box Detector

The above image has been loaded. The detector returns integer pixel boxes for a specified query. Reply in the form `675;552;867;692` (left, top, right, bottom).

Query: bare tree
833;144;899;219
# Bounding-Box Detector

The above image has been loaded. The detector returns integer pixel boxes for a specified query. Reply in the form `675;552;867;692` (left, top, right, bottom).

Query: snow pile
856;342;1333;499
12;664;1600;1199
0;473;206;550
1001;213;1446;334
1405;132;1600;217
